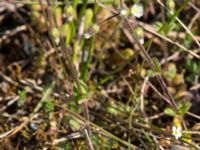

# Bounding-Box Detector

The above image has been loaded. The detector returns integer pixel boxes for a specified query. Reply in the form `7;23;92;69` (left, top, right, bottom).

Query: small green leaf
186;60;200;73
44;101;54;114
163;21;176;35
107;106;119;116
164;107;177;117
65;142;73;150
183;33;193;48
181;133;192;143
73;80;89;102
154;22;165;35
163;63;177;80
178;101;191;116
33;81;55;114
17;90;27;107
147;69;160;77
152;57;161;72
69;101;82;114
100;76;113;84
69;119;80;131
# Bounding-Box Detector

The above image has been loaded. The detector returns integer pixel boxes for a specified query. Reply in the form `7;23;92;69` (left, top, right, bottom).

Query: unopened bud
134;27;144;44
84;24;100;39
65;5;76;22
51;28;60;45
166;0;175;13
84;9;94;30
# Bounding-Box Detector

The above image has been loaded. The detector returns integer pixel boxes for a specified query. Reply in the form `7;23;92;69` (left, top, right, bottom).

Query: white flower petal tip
131;4;144;18
120;9;128;16
172;126;182;139
139;38;144;45
84;33;91;39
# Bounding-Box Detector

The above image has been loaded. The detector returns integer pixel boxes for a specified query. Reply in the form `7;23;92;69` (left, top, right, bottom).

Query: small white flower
172;126;182;139
131;4;144;18
120;9;128;16
84;24;100;39
84;33;91;39
139;37;144;44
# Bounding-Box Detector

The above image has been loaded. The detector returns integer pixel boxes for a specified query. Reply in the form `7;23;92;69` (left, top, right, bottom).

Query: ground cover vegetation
0;0;200;149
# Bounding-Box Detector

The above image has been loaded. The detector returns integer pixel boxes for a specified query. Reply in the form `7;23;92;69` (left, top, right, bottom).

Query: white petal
120;9;127;16
84;33;91;39
172;126;176;132
131;4;144;18
139;38;144;44
177;132;182;138
174;134;179;139
177;126;182;132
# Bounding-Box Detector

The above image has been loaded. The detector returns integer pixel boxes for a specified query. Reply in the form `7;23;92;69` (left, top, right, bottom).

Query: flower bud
65;5;76;22
134;27;144;44
84;9;94;31
166;0;175;13
51;6;62;27
84;24;100;39
51;27;60;45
